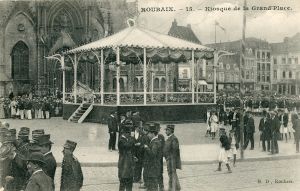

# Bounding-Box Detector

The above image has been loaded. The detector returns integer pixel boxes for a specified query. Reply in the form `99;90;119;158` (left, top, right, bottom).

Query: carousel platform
63;103;215;124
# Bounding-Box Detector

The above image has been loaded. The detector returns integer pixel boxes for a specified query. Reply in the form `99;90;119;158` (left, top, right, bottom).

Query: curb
56;154;300;167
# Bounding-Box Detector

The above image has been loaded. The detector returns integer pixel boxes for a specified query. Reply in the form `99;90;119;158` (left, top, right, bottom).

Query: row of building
204;33;300;95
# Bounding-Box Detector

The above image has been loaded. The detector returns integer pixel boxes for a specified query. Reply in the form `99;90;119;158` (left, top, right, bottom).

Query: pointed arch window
11;41;29;80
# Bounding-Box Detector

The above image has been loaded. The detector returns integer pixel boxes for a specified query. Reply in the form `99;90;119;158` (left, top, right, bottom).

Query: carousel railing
63;91;215;105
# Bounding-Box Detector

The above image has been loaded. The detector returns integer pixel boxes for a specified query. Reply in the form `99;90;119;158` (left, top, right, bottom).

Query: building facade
0;0;136;97
207;38;273;93
271;33;300;95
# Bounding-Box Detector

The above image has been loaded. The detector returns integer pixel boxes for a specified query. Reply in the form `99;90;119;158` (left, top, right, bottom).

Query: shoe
227;169;232;173
250;148;254;150
215;168;221;172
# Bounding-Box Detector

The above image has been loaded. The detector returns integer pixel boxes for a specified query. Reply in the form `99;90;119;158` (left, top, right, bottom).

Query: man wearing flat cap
25;152;54;191
154;122;165;191
60;140;83;191
36;134;57;181
143;123;161;191
118;124;135;191
164;124;181;191
108;111;118;151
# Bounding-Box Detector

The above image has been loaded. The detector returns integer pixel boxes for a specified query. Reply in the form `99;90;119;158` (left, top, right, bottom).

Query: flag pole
240;0;247;160
214;21;217;44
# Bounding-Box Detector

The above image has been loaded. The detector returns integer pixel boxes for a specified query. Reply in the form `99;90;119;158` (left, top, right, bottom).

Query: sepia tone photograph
0;0;300;190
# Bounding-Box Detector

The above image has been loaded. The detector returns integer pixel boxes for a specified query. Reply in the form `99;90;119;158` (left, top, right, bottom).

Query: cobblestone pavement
53;158;300;191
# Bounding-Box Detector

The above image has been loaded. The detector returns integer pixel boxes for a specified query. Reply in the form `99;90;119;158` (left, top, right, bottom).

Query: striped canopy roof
66;26;214;54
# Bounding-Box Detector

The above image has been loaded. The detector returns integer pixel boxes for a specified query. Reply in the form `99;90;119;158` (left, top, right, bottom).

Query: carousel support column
213;51;217;104
165;63;168;103
116;47;120;106
61;56;66;104
74;54;78;104
191;50;195;104
143;48;147;105
100;49;104;105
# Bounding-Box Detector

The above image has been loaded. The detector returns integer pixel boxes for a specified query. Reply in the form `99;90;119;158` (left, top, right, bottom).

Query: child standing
216;132;232;173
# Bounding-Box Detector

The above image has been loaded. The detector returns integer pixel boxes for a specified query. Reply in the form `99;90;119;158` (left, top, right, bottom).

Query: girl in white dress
287;110;295;139
210;112;219;140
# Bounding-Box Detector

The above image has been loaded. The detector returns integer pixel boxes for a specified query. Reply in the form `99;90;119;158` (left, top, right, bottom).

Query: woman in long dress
10;98;17;118
287;110;295;139
210;112;219;140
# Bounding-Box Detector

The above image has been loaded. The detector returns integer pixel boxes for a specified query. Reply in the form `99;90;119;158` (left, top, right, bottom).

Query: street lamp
45;54;66;103
213;50;236;104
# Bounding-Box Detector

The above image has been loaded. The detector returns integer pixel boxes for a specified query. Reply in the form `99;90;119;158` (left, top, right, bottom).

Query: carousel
46;20;217;123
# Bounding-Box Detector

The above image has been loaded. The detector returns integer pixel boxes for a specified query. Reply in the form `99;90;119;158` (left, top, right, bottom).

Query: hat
148;123;158;133
64;140;77;151
0;145;13;160
26;152;46;165
143;123;149;132
32;129;45;142
154;122;160;132
269;111;276;115
28;143;42;152
166;124;175;131
36;134;53;146
3;132;16;143
18;127;30;140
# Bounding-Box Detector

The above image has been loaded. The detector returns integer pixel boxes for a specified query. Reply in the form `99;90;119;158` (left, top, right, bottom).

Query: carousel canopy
66;25;214;54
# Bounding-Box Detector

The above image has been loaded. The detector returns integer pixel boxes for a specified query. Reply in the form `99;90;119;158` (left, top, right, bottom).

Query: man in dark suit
133;125;143;183
108;111;118;151
293;114;300;153
60;140;83;191
259;110;272;152
164;124;181;191
143;123;161;191
118;123;135;191
37;134;57;182
155;122;165;191
269;111;280;154
25;152;54;191
244;112;255;150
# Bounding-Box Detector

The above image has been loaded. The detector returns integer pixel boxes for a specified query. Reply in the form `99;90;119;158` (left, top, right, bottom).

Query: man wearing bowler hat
143;123;161;191
36;134;57;181
164;124;181;191
60;140;83;191
25;152;54;191
118;123;135;191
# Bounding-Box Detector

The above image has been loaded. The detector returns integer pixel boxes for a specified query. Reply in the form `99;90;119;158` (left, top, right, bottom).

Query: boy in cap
60;140;83;191
36;134;57;181
25;152;54;191
164;124;182;191
118;123;135;191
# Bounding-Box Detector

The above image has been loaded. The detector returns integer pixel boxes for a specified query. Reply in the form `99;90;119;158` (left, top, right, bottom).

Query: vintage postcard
0;0;299;191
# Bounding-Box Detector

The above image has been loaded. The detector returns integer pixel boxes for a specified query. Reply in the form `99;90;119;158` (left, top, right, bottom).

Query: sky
132;0;300;44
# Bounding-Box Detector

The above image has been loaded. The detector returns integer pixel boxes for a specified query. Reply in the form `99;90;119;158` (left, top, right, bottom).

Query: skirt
280;125;284;134
287;123;295;133
218;148;229;164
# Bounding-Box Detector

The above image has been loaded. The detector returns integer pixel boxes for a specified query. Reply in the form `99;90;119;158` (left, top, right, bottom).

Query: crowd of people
205;107;300;173
0;121;83;191
107;110;181;191
0;95;63;120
